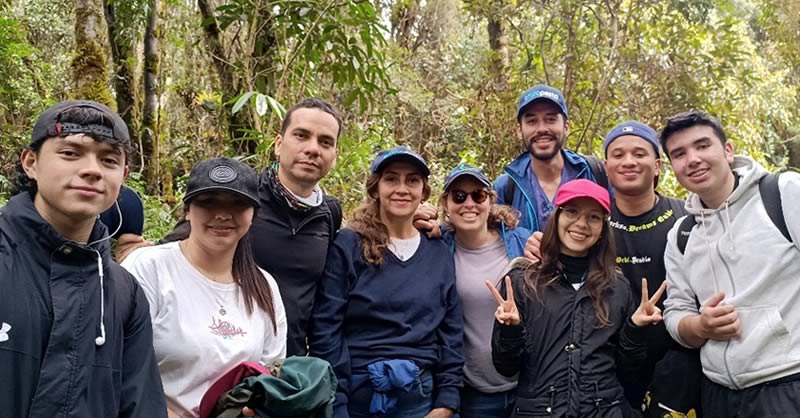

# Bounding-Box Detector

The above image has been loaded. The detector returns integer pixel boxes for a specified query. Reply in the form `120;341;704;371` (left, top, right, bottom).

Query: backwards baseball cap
603;120;660;157
31;100;130;148
516;84;568;121
183;157;260;207
370;146;430;177
443;163;491;191
554;179;611;213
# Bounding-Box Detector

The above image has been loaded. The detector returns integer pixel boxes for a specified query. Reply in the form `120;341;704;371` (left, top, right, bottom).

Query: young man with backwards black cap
0;100;166;417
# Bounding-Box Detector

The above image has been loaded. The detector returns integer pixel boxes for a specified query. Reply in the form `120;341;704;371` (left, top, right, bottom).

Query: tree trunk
391;0;419;49
486;0;509;90
104;0;140;166
142;0;161;194
72;0;114;107
197;0;253;152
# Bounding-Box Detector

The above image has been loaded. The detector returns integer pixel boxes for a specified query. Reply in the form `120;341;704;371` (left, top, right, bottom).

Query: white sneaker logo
0;322;11;342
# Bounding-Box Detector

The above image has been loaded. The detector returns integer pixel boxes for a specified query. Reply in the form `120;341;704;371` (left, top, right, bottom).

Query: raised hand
631;278;667;327
486;276;521;326
696;292;741;341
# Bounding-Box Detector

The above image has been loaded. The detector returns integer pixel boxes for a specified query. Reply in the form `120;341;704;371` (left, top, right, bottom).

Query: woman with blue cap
310;146;464;418
437;163;532;417
121;157;287;418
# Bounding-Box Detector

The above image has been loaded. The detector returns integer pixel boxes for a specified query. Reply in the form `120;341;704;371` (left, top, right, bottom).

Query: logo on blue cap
517;84;568;120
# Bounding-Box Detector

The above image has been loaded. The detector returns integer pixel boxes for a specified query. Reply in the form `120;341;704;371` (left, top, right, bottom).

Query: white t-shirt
388;233;421;261
121;242;287;418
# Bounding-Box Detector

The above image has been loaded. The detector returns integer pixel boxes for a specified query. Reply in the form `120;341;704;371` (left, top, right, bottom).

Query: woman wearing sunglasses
489;179;666;418
121;158;286;418
437;163;531;418
310;147;463;418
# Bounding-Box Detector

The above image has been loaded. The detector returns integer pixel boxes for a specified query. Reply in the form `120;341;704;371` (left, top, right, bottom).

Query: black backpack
323;196;343;243
504;154;608;203
676;173;791;254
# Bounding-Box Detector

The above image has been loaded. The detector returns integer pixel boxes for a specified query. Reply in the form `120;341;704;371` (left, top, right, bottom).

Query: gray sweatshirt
663;156;800;389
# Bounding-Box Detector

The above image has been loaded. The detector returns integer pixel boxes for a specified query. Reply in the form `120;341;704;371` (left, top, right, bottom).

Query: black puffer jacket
0;193;166;418
492;267;647;418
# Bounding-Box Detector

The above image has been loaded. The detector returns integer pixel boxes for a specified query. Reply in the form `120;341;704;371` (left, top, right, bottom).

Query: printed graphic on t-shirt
0;322;10;342
208;316;247;339
610;209;675;234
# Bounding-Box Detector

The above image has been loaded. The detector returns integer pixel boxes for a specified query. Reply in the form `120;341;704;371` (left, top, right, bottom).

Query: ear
563;118;570;133
273;134;283;160
724;142;734;164
654;158;663;173
123;165;130;179
20;149;38;181
516;124;523;141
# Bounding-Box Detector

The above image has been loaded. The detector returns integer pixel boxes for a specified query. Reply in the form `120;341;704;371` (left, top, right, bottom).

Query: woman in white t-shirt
122;157;287;418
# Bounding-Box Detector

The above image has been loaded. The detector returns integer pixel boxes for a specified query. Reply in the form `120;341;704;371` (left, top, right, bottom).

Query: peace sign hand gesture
486;276;521;326
631;278;668;327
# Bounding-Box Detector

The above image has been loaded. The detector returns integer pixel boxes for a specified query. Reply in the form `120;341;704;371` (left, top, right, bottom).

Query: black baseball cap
30;100;130;147
183;157;260;207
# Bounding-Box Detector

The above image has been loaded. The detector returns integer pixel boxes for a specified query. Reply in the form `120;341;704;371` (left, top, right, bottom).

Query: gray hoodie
663;156;800;390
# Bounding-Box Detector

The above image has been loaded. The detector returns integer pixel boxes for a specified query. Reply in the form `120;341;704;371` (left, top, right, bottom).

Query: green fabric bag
214;356;336;418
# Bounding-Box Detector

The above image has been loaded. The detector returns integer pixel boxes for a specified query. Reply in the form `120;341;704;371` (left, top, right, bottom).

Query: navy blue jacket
0;193;166;418
309;229;464;417
494;150;600;232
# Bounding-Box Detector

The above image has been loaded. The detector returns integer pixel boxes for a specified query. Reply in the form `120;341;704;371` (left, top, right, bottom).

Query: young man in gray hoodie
660;111;800;416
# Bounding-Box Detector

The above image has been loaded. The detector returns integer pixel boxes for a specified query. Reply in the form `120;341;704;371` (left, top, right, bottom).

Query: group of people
1;82;799;418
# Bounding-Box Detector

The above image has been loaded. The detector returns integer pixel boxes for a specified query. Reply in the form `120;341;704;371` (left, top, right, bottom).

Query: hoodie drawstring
699;214;721;296
724;200;735;253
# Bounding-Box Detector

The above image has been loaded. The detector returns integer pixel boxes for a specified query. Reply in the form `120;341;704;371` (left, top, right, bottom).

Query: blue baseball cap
516;84;568;120
443;163;491;191
370;146;430;176
603;120;660;157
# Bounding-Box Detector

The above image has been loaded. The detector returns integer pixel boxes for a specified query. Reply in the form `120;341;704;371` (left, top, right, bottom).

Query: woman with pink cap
488;179;665;418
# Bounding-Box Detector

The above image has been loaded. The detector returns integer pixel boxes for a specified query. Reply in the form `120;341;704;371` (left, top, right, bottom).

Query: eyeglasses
559;206;607;227
450;189;490;204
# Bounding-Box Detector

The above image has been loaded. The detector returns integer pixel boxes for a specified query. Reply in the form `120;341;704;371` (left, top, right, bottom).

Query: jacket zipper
714;211;740;390
290;211;327;237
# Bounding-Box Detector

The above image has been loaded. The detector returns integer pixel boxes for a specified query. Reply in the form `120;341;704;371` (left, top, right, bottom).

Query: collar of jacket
0;192;112;261
505;149;591;180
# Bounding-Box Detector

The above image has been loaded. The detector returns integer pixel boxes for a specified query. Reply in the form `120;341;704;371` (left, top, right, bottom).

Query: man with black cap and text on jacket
0;100;167;417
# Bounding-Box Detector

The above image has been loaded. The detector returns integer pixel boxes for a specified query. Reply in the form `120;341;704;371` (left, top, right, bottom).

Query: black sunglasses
450;189;490;204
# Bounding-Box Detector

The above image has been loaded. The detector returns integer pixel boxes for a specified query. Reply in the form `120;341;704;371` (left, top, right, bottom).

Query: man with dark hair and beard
494;84;608;232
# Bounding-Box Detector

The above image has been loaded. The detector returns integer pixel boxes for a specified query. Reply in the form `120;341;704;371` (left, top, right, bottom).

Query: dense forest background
0;0;798;238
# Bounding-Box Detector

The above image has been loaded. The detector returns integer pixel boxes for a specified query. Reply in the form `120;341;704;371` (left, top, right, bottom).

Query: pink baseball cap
554;179;611;213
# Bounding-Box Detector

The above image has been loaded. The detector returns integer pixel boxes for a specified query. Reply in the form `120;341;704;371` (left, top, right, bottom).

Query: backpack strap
504;176;516;205
584;154;609;190
324;196;343;243
677;215;696;255
758;173;791;243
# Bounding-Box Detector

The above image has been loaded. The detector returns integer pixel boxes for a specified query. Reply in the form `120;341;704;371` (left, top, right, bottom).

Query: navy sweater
309;228;464;415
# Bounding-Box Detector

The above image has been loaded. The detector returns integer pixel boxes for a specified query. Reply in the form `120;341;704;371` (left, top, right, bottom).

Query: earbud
95;336;105;346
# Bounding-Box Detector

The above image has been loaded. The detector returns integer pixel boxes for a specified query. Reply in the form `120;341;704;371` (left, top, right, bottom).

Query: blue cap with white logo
370;146;430;176
443;163;491;191
516;84;568;120
603;120;660;157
